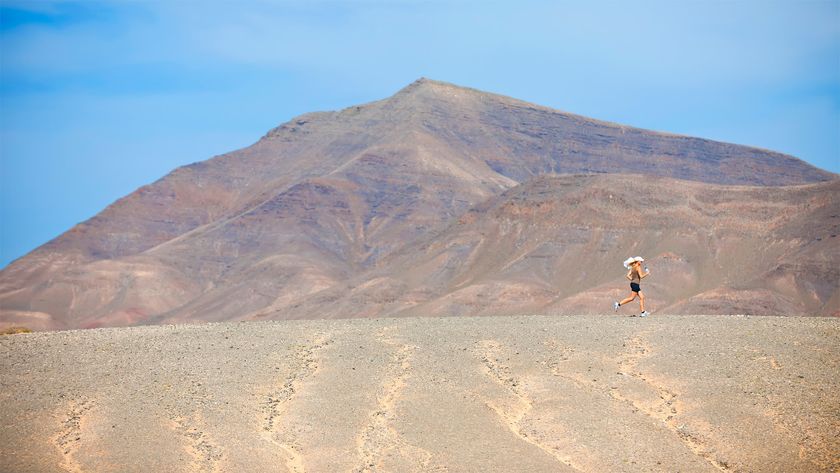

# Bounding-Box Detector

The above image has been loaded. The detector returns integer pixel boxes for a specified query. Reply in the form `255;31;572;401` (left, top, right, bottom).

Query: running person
614;256;650;316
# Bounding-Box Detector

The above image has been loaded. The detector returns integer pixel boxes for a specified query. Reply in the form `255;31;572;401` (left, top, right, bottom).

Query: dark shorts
630;282;641;293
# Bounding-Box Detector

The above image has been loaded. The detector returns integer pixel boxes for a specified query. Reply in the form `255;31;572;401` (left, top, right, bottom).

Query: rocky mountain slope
1;79;836;330
294;174;836;319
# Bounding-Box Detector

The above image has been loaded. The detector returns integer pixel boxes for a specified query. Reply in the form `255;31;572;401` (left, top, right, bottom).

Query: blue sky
1;0;838;268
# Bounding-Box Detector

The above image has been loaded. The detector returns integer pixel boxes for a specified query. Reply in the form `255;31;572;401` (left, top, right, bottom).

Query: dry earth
1;314;838;473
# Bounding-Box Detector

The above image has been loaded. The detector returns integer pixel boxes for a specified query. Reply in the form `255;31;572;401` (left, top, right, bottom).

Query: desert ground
1;314;837;473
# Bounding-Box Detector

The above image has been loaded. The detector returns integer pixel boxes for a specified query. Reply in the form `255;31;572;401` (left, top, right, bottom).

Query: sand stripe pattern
0;315;837;473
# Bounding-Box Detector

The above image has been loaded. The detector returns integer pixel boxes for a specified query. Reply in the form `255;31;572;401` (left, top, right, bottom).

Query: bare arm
640;266;650;279
626;270;633;281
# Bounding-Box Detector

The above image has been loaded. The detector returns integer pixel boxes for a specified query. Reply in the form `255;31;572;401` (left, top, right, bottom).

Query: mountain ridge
260;173;839;321
280;77;831;163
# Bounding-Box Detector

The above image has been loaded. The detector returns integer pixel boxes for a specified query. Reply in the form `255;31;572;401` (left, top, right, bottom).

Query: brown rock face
1;78;837;330
315;174;838;319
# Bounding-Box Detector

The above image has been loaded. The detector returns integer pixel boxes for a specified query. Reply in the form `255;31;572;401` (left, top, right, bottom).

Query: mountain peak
393;77;470;99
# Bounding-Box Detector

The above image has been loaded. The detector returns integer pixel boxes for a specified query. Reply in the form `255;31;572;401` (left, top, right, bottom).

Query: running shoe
613;301;620;312
640;311;648;317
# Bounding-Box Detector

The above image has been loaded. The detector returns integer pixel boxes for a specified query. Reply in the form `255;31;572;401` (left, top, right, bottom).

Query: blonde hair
623;256;644;268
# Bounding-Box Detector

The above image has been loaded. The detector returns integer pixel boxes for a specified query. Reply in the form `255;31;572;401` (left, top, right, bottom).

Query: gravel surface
1;314;838;472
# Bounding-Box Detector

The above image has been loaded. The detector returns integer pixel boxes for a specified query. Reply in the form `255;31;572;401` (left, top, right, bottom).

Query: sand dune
1;315;838;472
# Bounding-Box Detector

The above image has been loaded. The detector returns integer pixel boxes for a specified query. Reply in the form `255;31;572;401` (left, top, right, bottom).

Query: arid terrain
273;174;840;320
1;314;838;472
1;79;837;331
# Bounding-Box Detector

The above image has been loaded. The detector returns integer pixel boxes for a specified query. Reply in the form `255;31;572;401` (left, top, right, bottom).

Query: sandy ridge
612;335;731;471
52;399;95;473
169;412;223;473
475;339;583;472
354;327;444;473
542;332;730;471
260;333;333;473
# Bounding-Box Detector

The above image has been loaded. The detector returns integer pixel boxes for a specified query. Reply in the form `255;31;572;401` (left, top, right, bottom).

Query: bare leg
639;291;645;312
619;292;637;306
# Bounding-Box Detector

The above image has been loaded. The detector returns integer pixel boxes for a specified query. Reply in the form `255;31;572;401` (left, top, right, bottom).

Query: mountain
1;78;836;330
287;174;837;319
